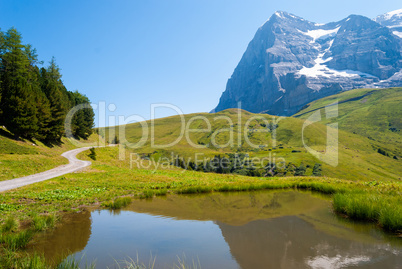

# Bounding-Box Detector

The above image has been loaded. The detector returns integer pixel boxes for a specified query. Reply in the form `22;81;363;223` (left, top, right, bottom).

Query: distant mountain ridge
213;9;402;116
374;9;402;38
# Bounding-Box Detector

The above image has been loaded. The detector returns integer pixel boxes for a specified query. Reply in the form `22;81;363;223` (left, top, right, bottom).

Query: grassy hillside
0;127;102;181
294;87;402;158
3;87;399;183
100;98;401;182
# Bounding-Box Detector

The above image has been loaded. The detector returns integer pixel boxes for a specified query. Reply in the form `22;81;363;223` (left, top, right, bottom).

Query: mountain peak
273;11;303;21
374;9;402;24
377;9;402;20
274;11;285;18
345;14;377;23
261;11;306;29
374;8;402;37
343;14;382;29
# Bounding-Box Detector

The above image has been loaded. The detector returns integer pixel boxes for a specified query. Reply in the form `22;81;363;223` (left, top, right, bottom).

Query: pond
29;190;401;268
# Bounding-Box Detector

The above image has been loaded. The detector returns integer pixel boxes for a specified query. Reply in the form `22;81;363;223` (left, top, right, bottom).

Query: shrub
112;135;120;144
88;147;96;160
294;163;306;176
377;148;389;157
312;163;322;176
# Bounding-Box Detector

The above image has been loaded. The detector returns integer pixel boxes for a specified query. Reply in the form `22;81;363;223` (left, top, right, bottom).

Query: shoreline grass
53;253;200;269
31;214;57;232
333;192;402;232
102;196;132;210
56;255;96;269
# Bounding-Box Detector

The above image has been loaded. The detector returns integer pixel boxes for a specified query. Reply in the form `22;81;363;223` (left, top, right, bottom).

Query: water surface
30;190;402;268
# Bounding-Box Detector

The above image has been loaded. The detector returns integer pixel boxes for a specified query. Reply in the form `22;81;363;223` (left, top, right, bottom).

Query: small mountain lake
29;190;401;268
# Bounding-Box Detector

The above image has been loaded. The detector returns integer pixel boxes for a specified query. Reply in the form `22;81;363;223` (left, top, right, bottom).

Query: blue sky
0;0;400;127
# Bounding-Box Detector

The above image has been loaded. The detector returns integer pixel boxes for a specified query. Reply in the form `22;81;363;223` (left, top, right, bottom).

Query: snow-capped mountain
213;10;402;116
375;9;402;38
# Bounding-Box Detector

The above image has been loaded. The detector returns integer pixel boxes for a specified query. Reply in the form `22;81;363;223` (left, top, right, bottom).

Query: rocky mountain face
213;10;402;116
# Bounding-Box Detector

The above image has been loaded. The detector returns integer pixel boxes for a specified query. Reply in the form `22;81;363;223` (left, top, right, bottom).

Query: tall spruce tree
70;91;94;139
30;66;52;141
0;28;38;138
0;29;4;123
39;58;68;142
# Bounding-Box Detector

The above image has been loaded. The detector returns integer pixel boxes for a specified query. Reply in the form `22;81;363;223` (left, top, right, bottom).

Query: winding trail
0;147;95;193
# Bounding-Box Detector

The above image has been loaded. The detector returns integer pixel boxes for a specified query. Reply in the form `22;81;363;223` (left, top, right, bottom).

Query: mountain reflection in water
30;190;401;268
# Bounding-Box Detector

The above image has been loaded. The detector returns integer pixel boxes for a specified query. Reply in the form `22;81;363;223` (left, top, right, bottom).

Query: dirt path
0;147;95;192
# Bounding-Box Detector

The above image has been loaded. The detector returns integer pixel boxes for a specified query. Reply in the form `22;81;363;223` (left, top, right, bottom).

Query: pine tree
312;163;322;176
33;65;52;141
70;91;94;139
294;163;306;176
39;59;68;142
0;29;4;123
0;28;38;138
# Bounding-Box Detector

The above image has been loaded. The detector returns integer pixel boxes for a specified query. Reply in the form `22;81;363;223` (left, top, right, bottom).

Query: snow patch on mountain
382;9;402;20
275;11;284;19
297;39;376;79
298;27;340;43
394;31;402;38
374;9;402;31
299;60;377;78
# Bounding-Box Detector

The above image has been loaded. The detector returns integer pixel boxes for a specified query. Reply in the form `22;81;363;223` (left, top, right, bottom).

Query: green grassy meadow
0;128;103;182
101;89;402;182
294;87;402;157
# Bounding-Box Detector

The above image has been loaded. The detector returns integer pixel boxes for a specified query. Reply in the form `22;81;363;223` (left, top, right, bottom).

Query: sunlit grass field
294;87;402;157
100;94;401;182
0;128;102;181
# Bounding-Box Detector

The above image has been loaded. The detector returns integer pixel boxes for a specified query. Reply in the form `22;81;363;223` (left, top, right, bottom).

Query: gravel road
0;147;94;192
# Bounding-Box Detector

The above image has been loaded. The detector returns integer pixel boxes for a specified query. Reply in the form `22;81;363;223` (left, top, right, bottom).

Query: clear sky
0;0;400;126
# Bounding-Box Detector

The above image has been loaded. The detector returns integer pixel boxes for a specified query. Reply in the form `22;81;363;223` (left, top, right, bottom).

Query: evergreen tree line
173;153;322;177
0;28;94;142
